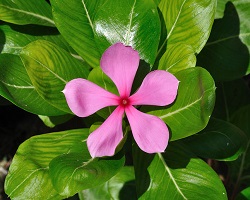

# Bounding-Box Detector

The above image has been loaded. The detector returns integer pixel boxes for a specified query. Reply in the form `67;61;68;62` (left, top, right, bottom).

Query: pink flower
63;43;179;158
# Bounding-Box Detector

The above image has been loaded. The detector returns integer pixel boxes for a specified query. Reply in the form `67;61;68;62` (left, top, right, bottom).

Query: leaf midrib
158;153;188;200
0;4;55;26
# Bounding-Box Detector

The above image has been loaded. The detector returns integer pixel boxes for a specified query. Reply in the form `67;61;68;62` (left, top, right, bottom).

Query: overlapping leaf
93;0;161;66
79;167;136;200
0;0;55;26
197;2;249;81
0;54;66;116
158;0;216;56
133;142;227;199
50;0;105;67
158;43;196;73
20;40;89;113
5;129;88;200
146;67;216;141
183;118;247;161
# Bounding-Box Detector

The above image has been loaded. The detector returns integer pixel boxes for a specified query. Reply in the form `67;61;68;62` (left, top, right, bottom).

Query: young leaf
0;54;66;116
146;67;216;141
183;118;247;161
133;142;228;199
93;0;161;66
0;0;55;26
197;2;249;81
50;0;105;67
20;40;89;114
158;43;196;73
4;129;89;200
79;166;136;200
158;0;216;56
49;152;125;197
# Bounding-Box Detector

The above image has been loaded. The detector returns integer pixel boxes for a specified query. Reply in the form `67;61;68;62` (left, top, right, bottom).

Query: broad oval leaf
50;0;105;67
38;114;73;128
4;129;89;200
146;67;216;141
20;40;89;113
0;23;74;56
183;118;247;161
79;166;136;200
158;0;216;56
133;142;228;199
0;0;55;27
158;43;196;73
93;0;161;66
0;54;66;116
49;152;125;197
197;2;249;81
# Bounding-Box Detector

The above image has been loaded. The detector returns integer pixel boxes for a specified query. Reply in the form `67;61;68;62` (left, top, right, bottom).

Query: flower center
119;97;130;107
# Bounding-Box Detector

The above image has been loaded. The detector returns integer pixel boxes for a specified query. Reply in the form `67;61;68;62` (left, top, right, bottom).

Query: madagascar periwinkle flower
63;43;179;158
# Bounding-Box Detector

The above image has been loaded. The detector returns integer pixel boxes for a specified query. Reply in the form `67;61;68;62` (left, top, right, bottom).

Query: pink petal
63;78;119;117
87;106;124;157
125;106;169;153
129;70;179;106
100;42;140;97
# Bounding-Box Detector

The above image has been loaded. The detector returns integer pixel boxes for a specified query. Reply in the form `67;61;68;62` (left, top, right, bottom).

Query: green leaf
4;129;89;200
38;114;73;128
158;43;196;73
215;0;228;19
50;0;105;67
0;0;55;26
146;67;216;141
133;142;227;199
212;79;250;121
0;23;75;56
197;2;249;81
20;40;89;113
79;166;136;200
236;187;250;200
49;152;125;197
0;54;66;116
158;0;216;56
93;0;161;66
183;118;247;161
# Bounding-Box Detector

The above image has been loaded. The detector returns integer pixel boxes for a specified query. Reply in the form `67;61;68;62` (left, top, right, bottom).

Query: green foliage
1;0;249;199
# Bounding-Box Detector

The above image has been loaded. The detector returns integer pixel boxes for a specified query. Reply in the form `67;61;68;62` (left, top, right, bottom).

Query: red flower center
119;97;130;107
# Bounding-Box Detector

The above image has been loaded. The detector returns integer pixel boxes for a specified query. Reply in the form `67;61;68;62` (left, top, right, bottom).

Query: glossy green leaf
197;2;249;81
4;129;89;200
146;67;216;141
0;54;66;116
0;0;55;26
49;152;125;197
79;166;136;200
213;79;250;121
93;0;161;66
158;43;196;73
20;40;89;113
158;0;216;56
38;114;73;128
133;142;227;199
183;118;247;161
50;0;105;67
0;23;75;56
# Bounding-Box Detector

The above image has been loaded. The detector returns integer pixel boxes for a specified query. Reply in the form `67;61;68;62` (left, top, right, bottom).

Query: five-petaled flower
63;42;179;158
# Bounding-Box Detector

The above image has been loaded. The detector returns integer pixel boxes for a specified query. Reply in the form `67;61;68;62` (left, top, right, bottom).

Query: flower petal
87;106;124;157
63;78;119;117
100;42;140;97
129;70;179;106
125;106;169;153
